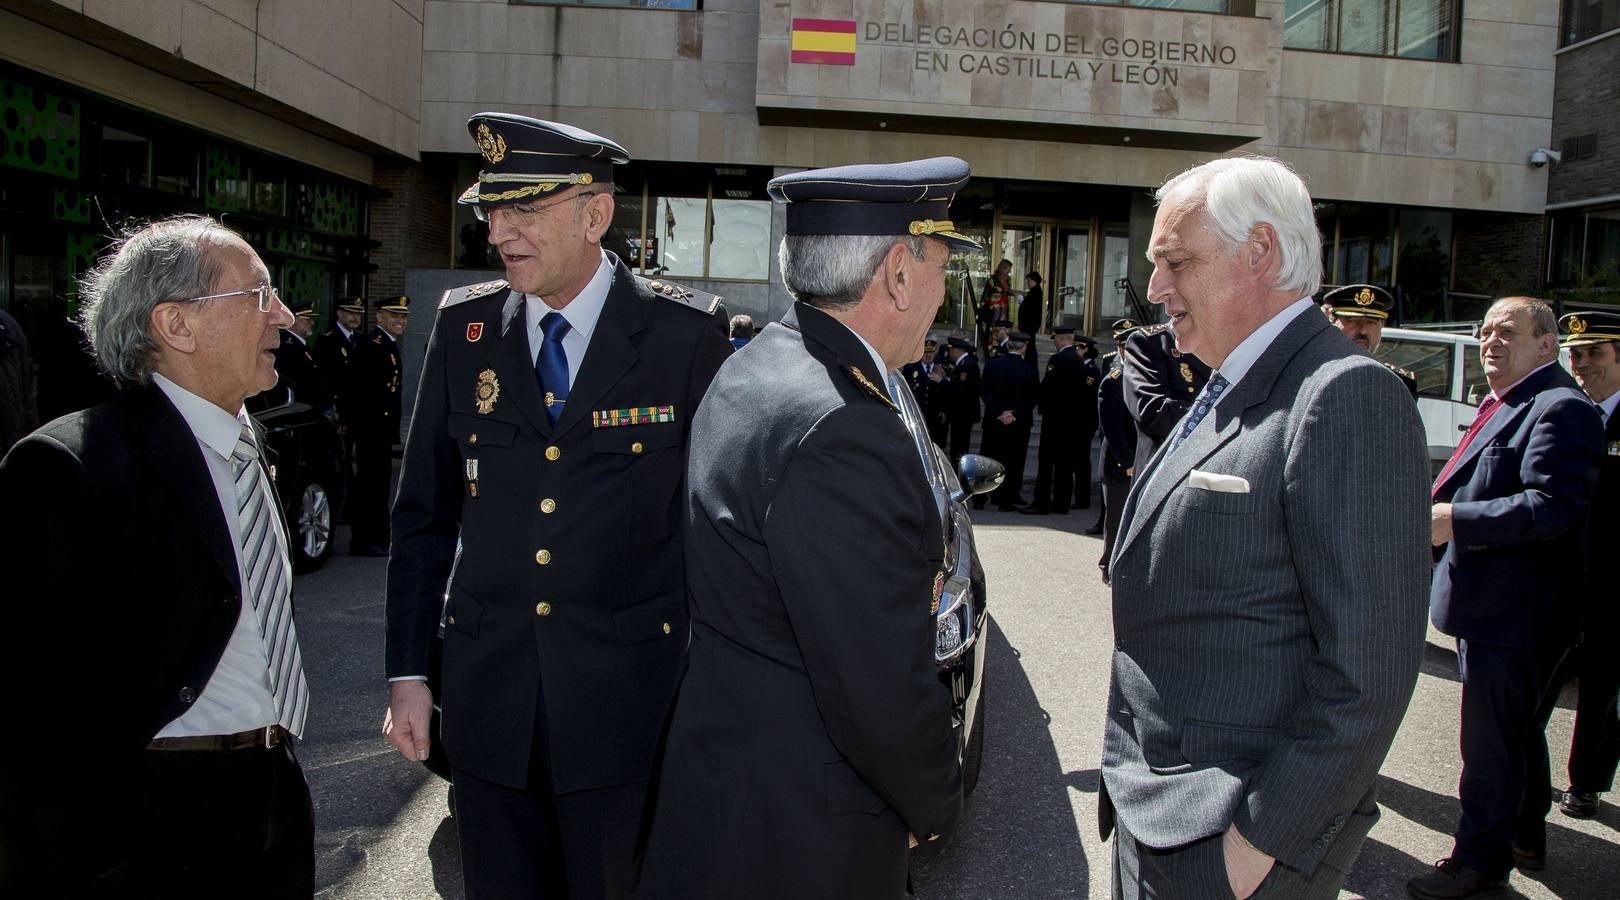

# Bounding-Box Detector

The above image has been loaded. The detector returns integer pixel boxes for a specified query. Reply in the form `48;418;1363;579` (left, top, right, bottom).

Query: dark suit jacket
944;351;980;425
639;303;961;899
1103;310;1430;877
1431;363;1603;648
0;383;281;887
1120;324;1210;472
387;255;731;791
349;327;403;445
1585;410;1620;637
274;331;332;415
1097;351;1136;475
313;327;356;420
980;352;1038;428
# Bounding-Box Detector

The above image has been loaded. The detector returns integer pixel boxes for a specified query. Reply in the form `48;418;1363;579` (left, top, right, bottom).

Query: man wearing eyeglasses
0;216;315;894
382;113;731;898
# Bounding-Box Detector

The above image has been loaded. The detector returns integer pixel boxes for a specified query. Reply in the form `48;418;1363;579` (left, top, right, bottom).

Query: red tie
1433;394;1502;496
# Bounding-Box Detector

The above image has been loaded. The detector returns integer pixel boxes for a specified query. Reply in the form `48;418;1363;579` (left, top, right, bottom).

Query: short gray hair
778;234;928;311
1487;296;1557;337
78;215;241;385
1155;156;1322;298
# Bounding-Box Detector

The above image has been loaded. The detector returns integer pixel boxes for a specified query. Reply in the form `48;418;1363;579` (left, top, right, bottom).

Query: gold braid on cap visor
908;219;958;237
463;171;595;204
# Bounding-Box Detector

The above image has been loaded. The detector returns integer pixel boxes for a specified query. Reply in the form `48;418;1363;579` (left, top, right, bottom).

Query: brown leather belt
147;725;288;752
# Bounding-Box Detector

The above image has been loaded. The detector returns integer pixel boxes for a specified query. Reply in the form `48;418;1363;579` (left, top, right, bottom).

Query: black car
246;386;343;573
420;375;1001;802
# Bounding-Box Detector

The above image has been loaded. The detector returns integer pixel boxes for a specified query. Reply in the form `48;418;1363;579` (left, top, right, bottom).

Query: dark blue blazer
1431;362;1604;648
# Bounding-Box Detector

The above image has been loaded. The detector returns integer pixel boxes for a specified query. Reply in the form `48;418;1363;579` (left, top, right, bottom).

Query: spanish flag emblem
791;18;857;66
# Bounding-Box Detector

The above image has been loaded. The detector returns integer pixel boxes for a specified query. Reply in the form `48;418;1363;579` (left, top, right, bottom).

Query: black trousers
1565;638;1620;793
349;433;392;550
947;417;975;467
980;420;1030;508
1454;637;1568;879
107;741;314;898
1030;428;1076;512
1099;467;1131;573
1072;427;1096;508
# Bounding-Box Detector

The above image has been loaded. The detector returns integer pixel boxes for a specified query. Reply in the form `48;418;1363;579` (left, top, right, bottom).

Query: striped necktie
231;426;309;737
1164;373;1229;455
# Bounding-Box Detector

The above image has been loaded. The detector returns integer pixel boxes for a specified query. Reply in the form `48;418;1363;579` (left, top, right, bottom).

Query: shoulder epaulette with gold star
440;279;510;309
639;277;724;316
842;363;899;414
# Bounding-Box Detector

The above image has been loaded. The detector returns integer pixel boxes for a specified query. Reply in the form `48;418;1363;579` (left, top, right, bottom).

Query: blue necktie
1164;373;1228;455
535;311;571;424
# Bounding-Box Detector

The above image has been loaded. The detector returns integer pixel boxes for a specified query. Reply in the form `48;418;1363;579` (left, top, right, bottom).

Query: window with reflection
1284;0;1459;60
1563;0;1620;45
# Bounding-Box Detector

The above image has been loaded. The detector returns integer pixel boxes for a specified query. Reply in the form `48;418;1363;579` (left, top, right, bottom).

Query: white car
1373;327;1486;471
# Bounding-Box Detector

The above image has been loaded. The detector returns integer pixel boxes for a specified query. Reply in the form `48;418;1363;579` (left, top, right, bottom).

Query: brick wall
1452;212;1546;297
368;156;454;301
1548;37;1620;207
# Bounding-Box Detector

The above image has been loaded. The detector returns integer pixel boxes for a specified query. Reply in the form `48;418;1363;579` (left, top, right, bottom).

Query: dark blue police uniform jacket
386;253;730;792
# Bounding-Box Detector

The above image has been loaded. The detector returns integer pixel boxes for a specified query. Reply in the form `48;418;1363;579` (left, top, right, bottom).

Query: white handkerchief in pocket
1188;468;1250;494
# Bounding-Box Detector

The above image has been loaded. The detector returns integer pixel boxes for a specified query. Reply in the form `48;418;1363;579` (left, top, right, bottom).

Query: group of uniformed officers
270;294;409;556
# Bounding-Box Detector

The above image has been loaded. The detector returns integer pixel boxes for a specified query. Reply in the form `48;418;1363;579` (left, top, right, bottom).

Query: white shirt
1488;360;1558;404
337;323;354;342
526;251;614;389
151;375;281;738
1210;297;1318;407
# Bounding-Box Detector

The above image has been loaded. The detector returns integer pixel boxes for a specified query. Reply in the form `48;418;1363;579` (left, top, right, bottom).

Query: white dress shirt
525;251;614;389
1210;297;1318;408
152;375;281;738
1598;390;1620;425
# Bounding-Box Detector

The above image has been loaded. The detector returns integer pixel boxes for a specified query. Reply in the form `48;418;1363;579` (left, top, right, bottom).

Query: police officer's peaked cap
1111;318;1138;335
1008;331;1033;343
458;113;629;208
924;334;941;347
1322;284;1393;321
947;336;975;351
337;298;366;314
1052;326;1076;336
291;303;317;319
377;295;411;314
993;319;1014;329
1559;310;1620;347
767;157;981;253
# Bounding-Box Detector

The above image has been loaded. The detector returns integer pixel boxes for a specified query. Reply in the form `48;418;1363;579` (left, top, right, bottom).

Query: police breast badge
475;369;501;414
1180;362;1193;384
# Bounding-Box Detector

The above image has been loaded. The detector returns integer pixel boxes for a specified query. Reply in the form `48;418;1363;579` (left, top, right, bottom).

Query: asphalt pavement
299;505;1620;899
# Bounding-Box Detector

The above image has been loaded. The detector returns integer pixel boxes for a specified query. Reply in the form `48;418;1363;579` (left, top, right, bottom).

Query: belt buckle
262;725;278;750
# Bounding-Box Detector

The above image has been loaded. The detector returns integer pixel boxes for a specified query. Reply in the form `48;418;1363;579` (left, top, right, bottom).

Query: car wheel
963;678;986;797
291;479;335;573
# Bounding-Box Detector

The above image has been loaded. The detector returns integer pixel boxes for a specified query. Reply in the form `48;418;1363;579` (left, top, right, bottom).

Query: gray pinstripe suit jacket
1101;309;1430;877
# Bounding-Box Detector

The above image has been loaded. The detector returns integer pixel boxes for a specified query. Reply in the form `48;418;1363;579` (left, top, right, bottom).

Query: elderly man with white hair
0;216;311;895
1099;157;1431;898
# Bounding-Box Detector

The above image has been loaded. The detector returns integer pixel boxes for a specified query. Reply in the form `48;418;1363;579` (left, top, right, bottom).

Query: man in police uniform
1521;311;1620;833
980;330;1039;510
347;296;407;556
1321;283;1418;396
1072;334;1102;509
315;297;365;496
639;156;968;900
943;335;981;464
382;113;730;899
1024;327;1087;515
1091;319;1139;560
1120;320;1210;473
273;303;332;415
901;335;950;448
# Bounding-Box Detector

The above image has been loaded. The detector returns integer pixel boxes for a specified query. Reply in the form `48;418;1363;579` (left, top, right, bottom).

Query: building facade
2;0;1611;418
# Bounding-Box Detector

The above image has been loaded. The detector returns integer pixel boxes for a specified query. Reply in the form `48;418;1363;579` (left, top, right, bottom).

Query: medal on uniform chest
1180;362;1193;385
475;369;501;414
1609;441;1620;457
465;458;480;498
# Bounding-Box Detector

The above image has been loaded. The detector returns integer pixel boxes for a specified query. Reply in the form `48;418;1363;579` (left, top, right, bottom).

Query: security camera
1528;148;1562;168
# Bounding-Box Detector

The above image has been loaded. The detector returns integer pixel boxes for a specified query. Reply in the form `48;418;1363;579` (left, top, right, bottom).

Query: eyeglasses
179;284;282;313
473;189;605;227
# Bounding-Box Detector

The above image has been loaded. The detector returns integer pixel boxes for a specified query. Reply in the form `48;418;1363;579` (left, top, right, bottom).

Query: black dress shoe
1559;789;1599;818
1083;521;1104;535
349;544;389;558
1407;858;1507;899
1511;845;1544;871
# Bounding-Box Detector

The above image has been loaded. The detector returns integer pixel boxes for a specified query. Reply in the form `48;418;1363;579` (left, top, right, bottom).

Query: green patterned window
0;77;79;178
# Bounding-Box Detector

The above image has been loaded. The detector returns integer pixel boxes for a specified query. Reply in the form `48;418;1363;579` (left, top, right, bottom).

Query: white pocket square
1188;469;1250;493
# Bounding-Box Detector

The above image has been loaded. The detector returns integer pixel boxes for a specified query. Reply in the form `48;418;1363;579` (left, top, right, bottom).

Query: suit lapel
488;291;552;436
555;261;644;435
1433;364;1563;496
1114;310;1329;566
128;384;243;594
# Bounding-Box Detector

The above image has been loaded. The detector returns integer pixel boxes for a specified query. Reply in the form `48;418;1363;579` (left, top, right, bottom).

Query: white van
1373;327;1486;470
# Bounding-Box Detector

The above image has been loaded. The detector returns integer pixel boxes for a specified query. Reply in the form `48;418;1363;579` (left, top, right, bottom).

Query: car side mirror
954;454;1005;502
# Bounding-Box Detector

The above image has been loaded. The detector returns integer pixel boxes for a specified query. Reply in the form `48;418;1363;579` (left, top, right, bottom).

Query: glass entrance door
1052;227;1090;331
998;218;1093;336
